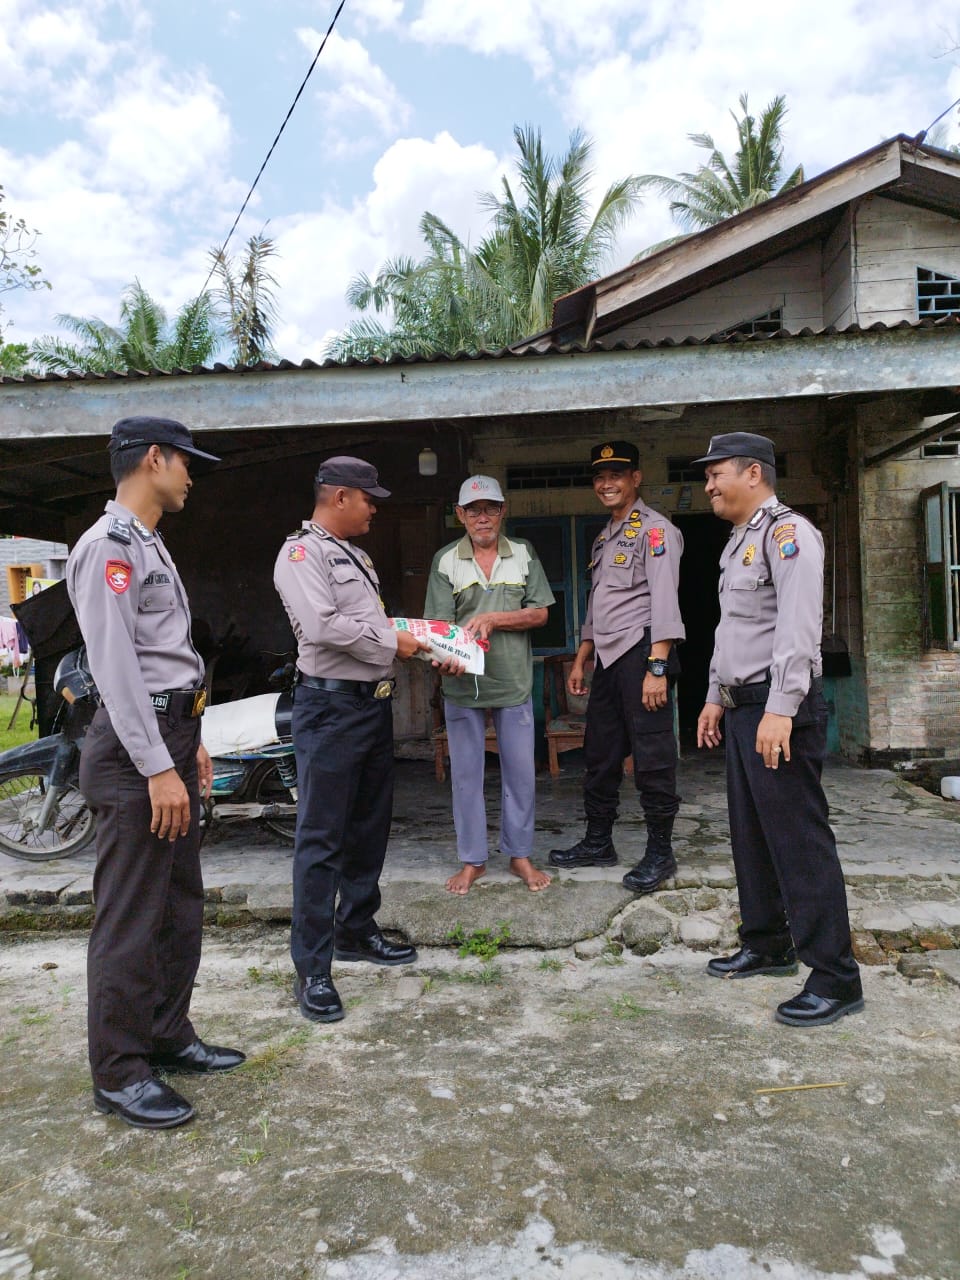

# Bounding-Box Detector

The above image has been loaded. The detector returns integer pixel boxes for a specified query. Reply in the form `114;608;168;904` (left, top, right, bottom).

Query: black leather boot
622;817;677;893
548;820;617;867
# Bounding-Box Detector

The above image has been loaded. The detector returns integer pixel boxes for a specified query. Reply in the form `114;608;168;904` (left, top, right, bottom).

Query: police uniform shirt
707;496;823;717
581;502;685;667
273;523;397;680
66;499;204;777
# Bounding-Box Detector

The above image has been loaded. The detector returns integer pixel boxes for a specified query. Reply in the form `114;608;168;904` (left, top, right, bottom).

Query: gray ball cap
108;416;221;464
315;456;391;498
692;432;776;468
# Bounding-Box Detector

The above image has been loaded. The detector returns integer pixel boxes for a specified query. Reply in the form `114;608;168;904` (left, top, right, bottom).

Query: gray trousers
444;698;536;863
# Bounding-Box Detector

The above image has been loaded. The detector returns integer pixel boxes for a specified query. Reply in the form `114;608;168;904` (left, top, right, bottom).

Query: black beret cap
692;432;776;468
108;416;220;464
315;455;391;498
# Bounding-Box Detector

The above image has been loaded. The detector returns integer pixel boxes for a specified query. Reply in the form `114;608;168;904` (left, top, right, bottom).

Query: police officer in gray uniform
67;417;244;1130
550;441;685;893
694;432;863;1027
274;457;433;1024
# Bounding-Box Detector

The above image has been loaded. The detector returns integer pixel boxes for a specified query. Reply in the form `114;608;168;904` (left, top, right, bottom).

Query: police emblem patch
600;444;614;459
772;523;798;559
648;527;666;557
288;543;306;562
613;552;628;565
105;560;132;594
624;527;638;539
742;544;756;566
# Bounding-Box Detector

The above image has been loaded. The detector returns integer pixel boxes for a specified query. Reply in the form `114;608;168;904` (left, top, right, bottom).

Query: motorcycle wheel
252;760;297;844
0;772;96;861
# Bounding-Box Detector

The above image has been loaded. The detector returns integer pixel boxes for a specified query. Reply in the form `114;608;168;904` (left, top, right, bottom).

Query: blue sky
2;0;959;360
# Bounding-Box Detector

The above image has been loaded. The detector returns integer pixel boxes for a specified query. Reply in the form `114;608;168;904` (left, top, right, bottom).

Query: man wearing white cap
425;475;555;893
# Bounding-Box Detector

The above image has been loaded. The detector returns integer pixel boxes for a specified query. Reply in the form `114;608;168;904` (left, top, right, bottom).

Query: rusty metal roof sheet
2;314;959;387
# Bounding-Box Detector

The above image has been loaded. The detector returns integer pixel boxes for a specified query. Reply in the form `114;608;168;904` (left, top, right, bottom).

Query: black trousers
583;639;680;825
724;690;861;999
80;706;203;1090
291;685;394;977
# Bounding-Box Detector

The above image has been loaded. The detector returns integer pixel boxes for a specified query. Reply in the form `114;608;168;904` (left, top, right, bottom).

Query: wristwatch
646;657;669;678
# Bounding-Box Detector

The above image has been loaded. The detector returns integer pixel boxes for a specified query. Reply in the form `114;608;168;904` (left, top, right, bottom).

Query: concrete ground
0;755;958;1279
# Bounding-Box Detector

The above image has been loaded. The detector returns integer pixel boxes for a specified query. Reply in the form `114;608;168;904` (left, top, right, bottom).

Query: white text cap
457;475;505;506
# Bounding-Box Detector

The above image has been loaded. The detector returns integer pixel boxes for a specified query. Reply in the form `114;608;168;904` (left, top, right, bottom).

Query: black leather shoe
707;945;798;979
548;829;617;868
93;1078;194;1130
151;1038;246;1074
775;988;865;1027
622;852;677;894
334;929;417;966
294;973;345;1022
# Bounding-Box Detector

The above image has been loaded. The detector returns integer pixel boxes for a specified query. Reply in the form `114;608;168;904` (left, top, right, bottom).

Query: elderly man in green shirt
425;475;555;894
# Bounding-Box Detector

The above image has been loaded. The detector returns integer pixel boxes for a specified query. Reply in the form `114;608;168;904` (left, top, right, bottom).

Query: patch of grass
345;996;363;1009
599;950;626;967
559;1005;597;1023
238;1146;265;1166
447;921;511;960
246;963;289;990
18;1006;51;1026
537;956;564;973
609;994;653;1020
450;963;503;986
177;1197;197;1231
0;694;38;753
241;1029;311;1082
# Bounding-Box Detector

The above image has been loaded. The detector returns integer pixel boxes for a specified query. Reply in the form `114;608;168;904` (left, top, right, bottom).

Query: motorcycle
0;650;298;862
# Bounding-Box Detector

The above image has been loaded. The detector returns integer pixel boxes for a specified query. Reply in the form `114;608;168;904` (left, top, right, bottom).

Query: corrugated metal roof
2;314;959;386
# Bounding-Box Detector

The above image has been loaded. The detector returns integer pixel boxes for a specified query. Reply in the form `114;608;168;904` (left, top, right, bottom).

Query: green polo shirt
424;534;554;708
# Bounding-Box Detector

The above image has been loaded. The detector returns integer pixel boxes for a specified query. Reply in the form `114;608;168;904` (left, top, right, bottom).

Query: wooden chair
431;675;499;782
542;655;591;777
542;654;633;779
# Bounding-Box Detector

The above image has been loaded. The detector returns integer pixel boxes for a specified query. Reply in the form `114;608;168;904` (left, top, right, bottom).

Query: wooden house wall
852;196;960;326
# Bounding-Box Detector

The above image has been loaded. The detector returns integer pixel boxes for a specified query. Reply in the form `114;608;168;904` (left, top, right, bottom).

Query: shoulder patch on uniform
105;559;132;593
772;523;799;559
286;527;308;540
769;503;793;520
288;543;306;562
648;527;666;556
106;517;131;544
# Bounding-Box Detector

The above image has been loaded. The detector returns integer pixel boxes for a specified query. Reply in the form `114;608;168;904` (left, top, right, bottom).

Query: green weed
537;956;564;973
447;921;511;960
609;994;653;1020
450;963;503;986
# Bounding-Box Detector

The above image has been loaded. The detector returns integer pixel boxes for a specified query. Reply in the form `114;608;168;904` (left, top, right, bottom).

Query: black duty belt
151;687;207;717
718;676;822;710
297;673;395;700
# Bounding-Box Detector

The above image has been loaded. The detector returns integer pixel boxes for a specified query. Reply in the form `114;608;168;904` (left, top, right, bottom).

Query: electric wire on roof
199;0;347;295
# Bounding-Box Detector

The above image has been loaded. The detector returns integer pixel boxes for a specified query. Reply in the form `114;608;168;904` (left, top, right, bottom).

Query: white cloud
298;28;410;133
0;1;120;115
350;0;404;31
85;64;235;199
266;131;507;357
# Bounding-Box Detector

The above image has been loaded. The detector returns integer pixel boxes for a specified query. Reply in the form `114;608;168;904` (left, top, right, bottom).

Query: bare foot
445;863;487;894
509;857;551;892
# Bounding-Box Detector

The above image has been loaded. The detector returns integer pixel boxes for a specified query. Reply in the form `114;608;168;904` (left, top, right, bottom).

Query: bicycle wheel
252;760;297;843
0;771;96;860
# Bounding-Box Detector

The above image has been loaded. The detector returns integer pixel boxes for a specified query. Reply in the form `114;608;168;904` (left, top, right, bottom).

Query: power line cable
199;0;347;298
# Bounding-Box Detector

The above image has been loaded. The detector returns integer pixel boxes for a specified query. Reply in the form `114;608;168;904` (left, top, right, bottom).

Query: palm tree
327;125;644;359
209;231;280;366
30;280;221;374
637;94;804;253
479;124;644;336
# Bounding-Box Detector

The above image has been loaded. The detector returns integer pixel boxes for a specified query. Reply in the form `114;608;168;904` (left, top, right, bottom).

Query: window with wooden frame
921;482;960;649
